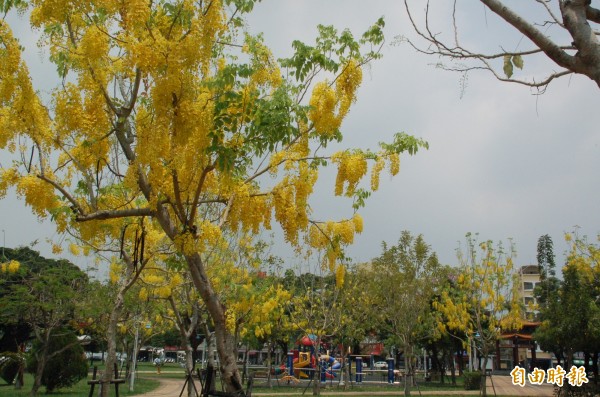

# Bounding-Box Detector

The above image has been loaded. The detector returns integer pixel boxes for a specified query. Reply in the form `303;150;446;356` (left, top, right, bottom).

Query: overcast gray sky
1;1;599;274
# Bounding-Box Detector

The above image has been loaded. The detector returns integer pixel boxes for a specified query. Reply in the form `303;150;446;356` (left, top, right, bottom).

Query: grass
0;372;159;396
0;362;479;397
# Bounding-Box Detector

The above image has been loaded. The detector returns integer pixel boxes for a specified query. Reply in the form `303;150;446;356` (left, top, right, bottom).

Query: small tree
0;250;88;396
433;234;522;397
368;231;444;397
289;260;348;396
26;328;88;393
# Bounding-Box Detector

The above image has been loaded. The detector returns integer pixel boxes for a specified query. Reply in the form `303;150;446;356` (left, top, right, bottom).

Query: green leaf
503;55;513;78
512;55;524;70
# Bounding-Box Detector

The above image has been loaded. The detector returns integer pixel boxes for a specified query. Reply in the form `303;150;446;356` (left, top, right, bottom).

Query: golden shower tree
0;0;427;391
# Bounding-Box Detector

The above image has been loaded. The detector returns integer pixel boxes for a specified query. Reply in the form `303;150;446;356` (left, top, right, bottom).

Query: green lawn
0;362;471;397
0;372;159;396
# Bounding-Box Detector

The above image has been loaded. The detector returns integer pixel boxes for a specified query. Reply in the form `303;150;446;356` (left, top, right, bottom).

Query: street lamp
130;320;140;392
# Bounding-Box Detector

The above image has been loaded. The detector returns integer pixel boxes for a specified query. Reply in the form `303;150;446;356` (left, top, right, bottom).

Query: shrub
26;329;88;392
463;371;482;390
0;356;18;384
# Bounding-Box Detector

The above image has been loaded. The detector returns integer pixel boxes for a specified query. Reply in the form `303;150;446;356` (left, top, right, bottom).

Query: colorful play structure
274;335;342;382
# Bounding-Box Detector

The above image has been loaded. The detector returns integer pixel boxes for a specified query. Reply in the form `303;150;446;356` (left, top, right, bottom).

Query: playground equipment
294;352;313;378
275;335;345;383
320;355;341;379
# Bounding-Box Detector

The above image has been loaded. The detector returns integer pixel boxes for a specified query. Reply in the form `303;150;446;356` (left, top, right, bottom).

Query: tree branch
480;0;575;70
75;208;155;222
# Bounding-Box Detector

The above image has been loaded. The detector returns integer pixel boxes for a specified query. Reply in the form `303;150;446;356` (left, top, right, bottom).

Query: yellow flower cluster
16;175;58;219
244;38;282;90
79;26;109;65
0;21;50;148
156;285;172;299
0;22;22;104
353;213;364;233
308;217;362;250
109;261;122;284
0;168;18;199
251;285;291;339
122;0;150;29
370;158;385;191
335;264;345;287
308;60;362;137
308;82;339;136
0;260;20;273
272;166;317;245
227;184;272;235
69;243;81;256
225;309;236;333
139;287;149;301
198;0;226;75
29;0;74;28
335;60;362;118
389;153;400;176
331;151;368;196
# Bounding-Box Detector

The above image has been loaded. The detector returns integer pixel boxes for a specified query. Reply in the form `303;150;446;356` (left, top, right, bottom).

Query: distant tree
537;234;557;279
535;232;600;379
289;260;350;396
403;0;600;90
419;267;465;386
0;249;88;395
433;234;522;397
368;231;444;397
332;265;373;390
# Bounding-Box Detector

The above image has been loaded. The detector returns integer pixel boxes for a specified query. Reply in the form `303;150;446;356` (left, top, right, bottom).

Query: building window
523;282;534;291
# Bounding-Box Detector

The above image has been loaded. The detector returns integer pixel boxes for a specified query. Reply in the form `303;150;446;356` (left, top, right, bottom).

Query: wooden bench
88;363;126;397
252;371;269;379
201;365;253;397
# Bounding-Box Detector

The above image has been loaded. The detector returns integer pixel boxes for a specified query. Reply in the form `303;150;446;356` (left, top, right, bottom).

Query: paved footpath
138;375;555;397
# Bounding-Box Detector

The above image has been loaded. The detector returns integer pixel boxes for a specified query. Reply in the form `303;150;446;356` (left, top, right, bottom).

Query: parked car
374;361;388;369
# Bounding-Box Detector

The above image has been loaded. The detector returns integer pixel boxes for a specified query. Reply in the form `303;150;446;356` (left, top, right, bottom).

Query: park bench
201;364;253;397
88;363;126;397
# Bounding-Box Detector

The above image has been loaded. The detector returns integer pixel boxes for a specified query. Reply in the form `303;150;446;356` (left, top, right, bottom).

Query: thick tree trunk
186;252;243;393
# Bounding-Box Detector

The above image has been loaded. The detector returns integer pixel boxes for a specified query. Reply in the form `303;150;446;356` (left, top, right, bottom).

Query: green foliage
367;231;443;388
26;329;88;392
280;18;385;81
0;0;26;14
537;234;556;279
502;55;524;78
535;232;600;368
462;371;482;390
379;132;429;156
0;352;22;384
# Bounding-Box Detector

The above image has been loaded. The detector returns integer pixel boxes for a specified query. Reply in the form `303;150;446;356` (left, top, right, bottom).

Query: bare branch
402;0;600;89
